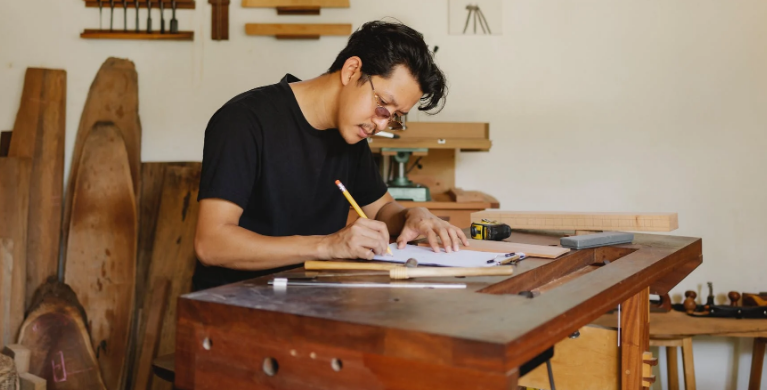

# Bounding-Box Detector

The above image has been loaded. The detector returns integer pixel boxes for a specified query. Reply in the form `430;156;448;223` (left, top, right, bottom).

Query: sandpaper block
560;232;634;249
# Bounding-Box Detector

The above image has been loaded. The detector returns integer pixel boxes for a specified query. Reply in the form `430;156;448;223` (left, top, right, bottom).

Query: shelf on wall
84;0;196;9
244;23;351;39
241;0;348;15
80;29;194;40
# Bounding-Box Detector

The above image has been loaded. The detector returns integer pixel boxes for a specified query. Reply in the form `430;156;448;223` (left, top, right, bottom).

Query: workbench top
175;232;702;390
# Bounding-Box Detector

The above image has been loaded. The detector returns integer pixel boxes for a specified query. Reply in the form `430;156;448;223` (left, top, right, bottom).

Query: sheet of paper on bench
373;244;506;268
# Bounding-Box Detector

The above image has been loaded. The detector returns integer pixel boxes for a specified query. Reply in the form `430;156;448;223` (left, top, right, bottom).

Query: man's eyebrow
383;93;408;115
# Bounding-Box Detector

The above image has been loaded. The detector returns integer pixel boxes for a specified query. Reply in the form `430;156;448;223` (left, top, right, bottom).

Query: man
193;21;469;290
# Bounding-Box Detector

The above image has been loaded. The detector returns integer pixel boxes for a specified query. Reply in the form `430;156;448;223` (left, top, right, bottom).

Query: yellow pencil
335;180;393;256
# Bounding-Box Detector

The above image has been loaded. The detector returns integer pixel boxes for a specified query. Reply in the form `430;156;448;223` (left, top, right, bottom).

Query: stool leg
748;338;766;390
666;346;679;390
681;337;696;390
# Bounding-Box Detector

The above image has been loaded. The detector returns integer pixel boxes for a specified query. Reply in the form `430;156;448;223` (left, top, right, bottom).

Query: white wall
1;1;766;388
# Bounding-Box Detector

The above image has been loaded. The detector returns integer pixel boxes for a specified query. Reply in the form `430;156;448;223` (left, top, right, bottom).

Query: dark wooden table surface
174;231;702;390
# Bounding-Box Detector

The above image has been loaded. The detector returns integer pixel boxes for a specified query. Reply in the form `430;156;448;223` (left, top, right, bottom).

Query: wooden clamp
642;351;657;387
209;0;229;40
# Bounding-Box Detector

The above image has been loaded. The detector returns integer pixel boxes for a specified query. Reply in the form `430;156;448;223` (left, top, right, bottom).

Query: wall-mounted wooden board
80;30;194;40
242;0;348;7
64;123;136;390
0;157;31;347
245;23;351;39
84;0;196;9
471;211;679;232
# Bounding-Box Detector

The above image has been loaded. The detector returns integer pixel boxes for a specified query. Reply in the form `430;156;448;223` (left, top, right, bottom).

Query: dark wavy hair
327;21;447;114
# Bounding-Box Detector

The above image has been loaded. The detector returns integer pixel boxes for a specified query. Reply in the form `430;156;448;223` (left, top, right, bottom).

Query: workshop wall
1;1;765;389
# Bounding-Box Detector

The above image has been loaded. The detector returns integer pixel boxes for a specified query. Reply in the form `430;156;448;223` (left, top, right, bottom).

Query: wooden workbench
174;232;702;390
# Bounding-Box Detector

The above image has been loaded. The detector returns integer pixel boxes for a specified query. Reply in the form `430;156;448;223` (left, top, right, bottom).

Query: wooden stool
650;336;696;390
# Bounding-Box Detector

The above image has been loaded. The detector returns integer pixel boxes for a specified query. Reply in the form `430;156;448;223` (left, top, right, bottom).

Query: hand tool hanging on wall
706;281;715;306
98;0;103;30
123;0;128;31
134;0;139;32
146;0;152;33
159;0;165;33
170;0;178;33
109;0;115;31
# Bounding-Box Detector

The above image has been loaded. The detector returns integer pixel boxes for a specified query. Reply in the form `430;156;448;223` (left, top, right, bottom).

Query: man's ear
340;56;363;87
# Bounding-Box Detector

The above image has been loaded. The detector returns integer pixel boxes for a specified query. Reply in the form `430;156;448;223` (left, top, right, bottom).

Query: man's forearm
374;201;409;236
195;224;328;271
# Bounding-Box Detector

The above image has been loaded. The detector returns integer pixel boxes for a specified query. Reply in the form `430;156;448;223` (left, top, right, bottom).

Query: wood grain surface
63;122;136;390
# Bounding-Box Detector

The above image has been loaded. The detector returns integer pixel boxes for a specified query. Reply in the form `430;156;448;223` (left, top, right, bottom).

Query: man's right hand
319;218;391;260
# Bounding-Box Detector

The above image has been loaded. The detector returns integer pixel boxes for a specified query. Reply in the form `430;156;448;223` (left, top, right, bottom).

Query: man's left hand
395;207;470;253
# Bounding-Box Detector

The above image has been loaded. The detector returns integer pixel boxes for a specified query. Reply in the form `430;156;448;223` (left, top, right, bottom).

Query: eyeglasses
368;78;403;130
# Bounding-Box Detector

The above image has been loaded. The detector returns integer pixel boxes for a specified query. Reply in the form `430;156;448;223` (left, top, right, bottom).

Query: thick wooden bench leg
621;287;650;390
681;337;696;390
666;346;679;390
749;338;766;390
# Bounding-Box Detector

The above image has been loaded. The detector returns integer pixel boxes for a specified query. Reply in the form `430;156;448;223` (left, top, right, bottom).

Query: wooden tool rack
81;0;195;40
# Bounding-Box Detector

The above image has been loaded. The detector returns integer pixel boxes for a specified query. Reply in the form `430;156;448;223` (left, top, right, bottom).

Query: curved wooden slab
18;281;106;390
8;68;67;309
64;122;136;390
62;57;141;262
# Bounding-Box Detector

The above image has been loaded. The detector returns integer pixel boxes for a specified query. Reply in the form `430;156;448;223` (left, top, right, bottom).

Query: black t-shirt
193;74;388;290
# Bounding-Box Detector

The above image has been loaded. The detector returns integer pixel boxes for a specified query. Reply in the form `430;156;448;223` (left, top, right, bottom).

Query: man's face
337;65;423;144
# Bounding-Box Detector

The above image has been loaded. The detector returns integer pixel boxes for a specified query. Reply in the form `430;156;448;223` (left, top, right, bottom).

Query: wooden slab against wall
63;123;136;390
126;162;201;390
17;280;106;390
0;157;31;346
128;163;201;390
62;57;141;265
7;68;67;309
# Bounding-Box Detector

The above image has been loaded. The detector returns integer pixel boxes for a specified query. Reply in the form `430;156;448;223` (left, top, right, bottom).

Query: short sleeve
350;141;389;207
198;103;261;209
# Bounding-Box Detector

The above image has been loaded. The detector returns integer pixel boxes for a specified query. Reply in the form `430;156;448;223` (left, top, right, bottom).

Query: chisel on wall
146;0;152;33
159;0;165;33
109;0;115;31
134;0;139;32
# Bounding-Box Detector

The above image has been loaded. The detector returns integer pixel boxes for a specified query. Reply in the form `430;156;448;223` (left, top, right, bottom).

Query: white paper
373;244;508;268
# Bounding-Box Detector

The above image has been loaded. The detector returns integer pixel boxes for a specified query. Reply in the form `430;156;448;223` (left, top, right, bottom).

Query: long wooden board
471;211;679;232
17;281;106;390
245;23;352;37
62;58;141;265
0;157;31;346
64;122;136;390
128;164;201;390
7;68;66;309
242;0;348;7
126;162;200;390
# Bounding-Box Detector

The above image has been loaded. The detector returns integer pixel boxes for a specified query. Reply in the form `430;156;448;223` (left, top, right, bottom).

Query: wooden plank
84;0;196;9
0;131;11;157
471;211;679;232
7;68;66;310
80;30;194;40
134;279;170;390
62;57;141;268
519;325;619;390
128;164;200;390
0;157;31;347
398;122;489;139
242;0;348;7
594;310;767;338
63;122;136;390
245;23;352;37
456;239;570;259
17;280;106;390
448;187;485;203
620;287;650;390
369;137;492;151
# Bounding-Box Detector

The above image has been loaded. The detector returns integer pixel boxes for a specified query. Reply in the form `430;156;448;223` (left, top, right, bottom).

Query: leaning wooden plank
139;164;201;390
463;240;570;259
7;68;67;309
0;131;11;157
470;211;679;232
133;279;170;390
17;280;106;390
62;57;141;265
64;122;136;390
0;157;31;346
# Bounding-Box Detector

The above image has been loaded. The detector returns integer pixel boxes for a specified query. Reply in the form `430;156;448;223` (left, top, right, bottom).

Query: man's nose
372;117;389;133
